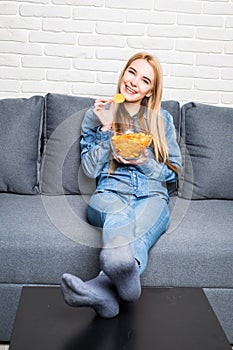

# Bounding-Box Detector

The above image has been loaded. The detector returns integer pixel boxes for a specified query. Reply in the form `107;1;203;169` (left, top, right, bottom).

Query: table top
10;286;231;350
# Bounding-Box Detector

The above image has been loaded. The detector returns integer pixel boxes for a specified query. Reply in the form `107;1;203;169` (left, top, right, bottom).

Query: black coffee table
9;286;231;350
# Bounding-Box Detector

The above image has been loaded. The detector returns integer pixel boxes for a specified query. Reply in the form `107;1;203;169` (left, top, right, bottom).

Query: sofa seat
1;194;232;289
142;197;233;288
0;193;101;285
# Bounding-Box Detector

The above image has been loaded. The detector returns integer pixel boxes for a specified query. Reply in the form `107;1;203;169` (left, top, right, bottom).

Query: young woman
61;52;182;318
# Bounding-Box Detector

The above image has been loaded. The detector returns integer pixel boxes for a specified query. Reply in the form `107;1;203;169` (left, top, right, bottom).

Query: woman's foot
100;235;141;302
61;273;119;318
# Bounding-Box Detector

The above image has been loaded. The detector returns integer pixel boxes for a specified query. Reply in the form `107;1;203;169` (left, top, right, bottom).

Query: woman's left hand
114;149;149;165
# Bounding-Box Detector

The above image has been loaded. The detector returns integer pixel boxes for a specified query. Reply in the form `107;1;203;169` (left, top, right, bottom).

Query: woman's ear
146;90;152;97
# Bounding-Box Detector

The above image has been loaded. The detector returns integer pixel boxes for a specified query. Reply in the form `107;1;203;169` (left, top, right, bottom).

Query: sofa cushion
40;94;181;195
161;100;181;196
161;100;181;142
1;194;232;289
0;96;44;194
0;193;101;284
40;93;96;195
179;102;233;199
142;197;233;288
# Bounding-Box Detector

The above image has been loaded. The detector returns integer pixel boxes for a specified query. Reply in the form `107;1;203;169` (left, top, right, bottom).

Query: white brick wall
0;0;232;106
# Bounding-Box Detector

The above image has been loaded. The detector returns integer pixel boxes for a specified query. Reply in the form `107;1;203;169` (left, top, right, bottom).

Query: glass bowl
110;130;152;160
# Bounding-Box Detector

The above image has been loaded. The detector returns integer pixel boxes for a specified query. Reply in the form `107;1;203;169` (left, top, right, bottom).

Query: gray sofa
0;93;232;343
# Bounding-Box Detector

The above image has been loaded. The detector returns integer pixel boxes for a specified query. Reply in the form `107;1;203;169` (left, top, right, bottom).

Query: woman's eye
128;69;135;75
143;79;149;84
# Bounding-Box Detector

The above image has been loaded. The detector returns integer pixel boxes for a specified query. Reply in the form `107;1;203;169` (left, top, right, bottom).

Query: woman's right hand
93;98;114;131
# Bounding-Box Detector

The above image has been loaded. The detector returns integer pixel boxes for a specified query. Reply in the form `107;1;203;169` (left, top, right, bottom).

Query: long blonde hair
111;52;178;174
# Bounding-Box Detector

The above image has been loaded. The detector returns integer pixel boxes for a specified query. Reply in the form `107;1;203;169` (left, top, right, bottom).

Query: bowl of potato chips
111;130;152;160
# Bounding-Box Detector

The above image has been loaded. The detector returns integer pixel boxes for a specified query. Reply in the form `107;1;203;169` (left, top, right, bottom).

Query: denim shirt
80;107;182;202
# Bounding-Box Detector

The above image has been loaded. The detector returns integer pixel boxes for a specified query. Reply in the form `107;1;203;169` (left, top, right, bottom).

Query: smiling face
119;58;155;105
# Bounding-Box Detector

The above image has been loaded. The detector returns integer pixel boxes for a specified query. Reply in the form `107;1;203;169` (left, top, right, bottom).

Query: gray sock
61;273;119;318
100;235;141;302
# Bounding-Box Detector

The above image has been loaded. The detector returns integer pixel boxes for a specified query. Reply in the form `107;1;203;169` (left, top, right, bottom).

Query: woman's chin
125;98;141;105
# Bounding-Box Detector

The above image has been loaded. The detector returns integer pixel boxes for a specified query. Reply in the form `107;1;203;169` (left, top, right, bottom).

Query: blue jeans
87;191;170;274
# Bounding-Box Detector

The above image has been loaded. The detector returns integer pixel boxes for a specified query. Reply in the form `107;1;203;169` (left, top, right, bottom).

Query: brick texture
0;0;232;105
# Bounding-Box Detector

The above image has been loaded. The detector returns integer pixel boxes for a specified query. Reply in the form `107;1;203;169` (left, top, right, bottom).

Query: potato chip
111;132;152;160
113;93;125;103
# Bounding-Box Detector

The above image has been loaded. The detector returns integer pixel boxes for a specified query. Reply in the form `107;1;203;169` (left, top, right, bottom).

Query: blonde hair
111;52;178;174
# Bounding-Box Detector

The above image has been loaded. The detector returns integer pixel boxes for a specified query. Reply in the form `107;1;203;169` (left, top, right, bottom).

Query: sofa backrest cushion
161;100;181;196
0;96;44;194
40;93;96;195
179;102;233;199
161;100;181;142
40;94;181;195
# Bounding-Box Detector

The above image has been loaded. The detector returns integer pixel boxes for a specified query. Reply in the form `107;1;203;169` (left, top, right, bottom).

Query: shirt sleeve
80;108;112;178
136;110;182;183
